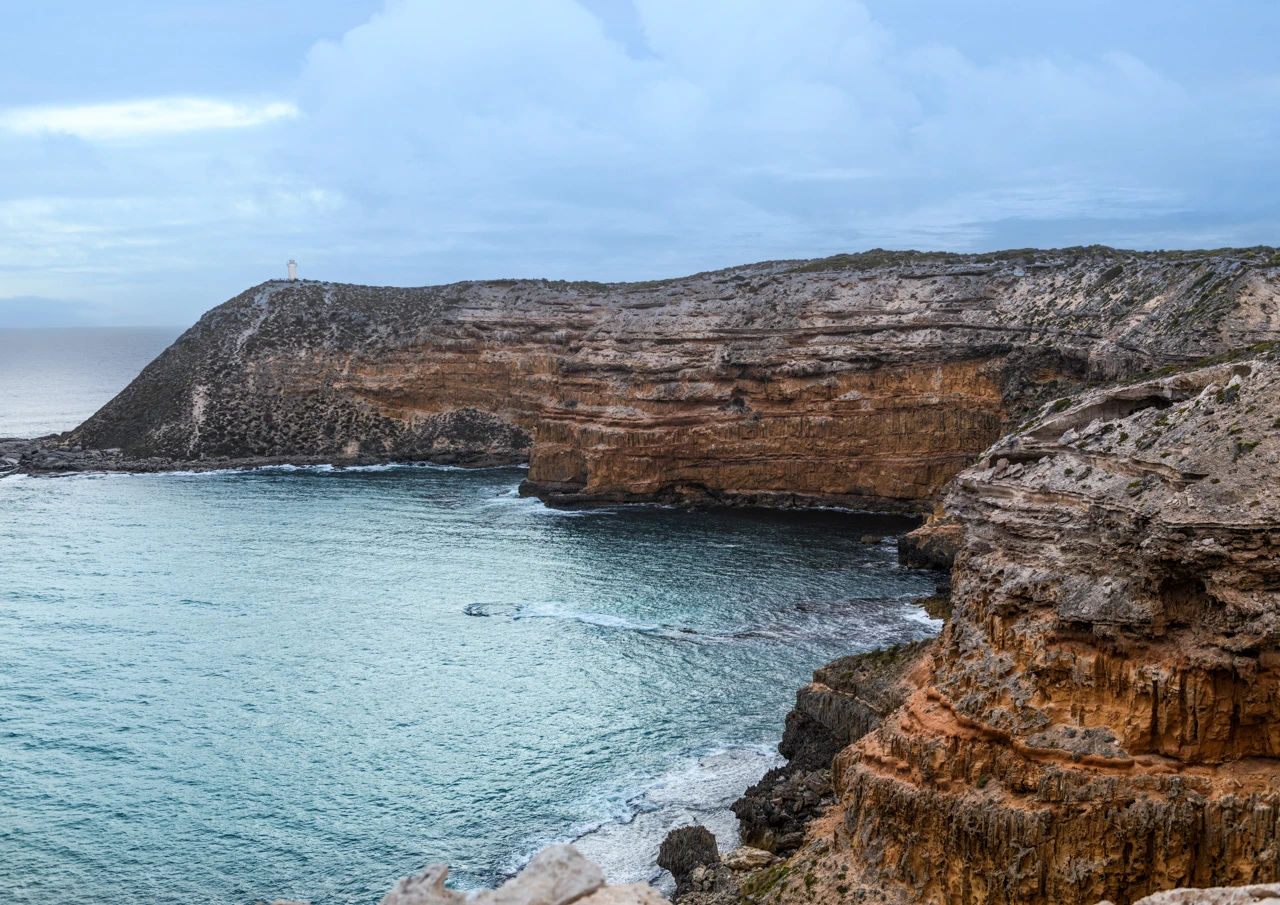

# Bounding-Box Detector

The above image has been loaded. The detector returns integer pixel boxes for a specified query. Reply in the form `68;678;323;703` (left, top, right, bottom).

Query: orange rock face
524;357;1005;508
821;358;1280;905
69;249;1280;509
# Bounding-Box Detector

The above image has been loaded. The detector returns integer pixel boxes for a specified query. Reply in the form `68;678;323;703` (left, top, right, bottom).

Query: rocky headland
10;247;1279;513
12;246;1280;905
666;354;1280;905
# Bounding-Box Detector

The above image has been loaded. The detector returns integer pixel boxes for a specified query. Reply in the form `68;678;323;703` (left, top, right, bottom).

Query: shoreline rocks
729;640;933;857
657;828;721;899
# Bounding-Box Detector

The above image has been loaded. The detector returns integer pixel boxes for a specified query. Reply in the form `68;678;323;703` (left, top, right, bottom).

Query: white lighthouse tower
287;259;298;281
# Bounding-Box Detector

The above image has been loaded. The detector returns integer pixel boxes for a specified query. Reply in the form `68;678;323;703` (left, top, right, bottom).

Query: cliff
57;247;1280;509
727;354;1280;905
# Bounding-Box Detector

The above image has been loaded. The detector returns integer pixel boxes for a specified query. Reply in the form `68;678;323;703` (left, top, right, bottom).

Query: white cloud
0;97;298;140
282;0;1236;262
1;0;1278;326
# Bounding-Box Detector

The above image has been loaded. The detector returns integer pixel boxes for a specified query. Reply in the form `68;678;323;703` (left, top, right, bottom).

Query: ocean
0;329;941;904
0;327;183;439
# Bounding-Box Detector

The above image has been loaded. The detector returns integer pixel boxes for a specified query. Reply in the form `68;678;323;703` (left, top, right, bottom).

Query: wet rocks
732;764;832;855
731;641;932;855
896;510;964;571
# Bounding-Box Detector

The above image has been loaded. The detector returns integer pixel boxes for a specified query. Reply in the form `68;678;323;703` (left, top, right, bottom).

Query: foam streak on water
0;466;938;905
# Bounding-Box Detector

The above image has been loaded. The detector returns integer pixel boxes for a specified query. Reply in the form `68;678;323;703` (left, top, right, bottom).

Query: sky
1;1;1278;327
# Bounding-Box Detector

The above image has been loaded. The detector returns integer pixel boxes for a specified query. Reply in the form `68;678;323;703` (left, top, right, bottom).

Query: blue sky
2;1;1278;326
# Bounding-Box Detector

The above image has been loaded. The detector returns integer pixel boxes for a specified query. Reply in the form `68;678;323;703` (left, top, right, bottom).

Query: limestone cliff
751;355;1280;905
61;247;1280;509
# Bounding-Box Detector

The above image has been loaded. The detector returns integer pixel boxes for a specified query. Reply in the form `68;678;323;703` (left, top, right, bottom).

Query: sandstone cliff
740;355;1280;905
60;247;1280;509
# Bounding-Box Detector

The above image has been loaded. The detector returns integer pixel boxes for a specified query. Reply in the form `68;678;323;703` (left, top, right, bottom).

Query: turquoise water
0;464;938;904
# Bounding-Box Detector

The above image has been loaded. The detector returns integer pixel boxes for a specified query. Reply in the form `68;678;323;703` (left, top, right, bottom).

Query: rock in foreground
381;845;663;905
1110;884;1280;904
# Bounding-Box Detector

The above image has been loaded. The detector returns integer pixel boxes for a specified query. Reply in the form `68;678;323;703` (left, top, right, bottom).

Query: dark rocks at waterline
896;514;963;571
730;640;933;855
658;826;720;898
0;436;525;477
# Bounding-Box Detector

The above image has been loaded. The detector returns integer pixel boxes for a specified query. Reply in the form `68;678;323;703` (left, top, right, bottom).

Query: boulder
722;847;774;871
381;846;604;905
657;826;720;897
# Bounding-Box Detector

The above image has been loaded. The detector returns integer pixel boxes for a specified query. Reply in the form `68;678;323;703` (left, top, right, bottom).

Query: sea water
0;331;941;905
0;327;182;438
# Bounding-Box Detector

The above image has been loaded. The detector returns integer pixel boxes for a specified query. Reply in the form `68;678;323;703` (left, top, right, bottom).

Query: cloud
0;98;298;140
1;0;1278;327
282;0;1265;268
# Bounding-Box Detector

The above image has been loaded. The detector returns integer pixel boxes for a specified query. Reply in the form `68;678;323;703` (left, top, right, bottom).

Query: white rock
575;884;668;905
382;846;604;905
476;845;605;905
722;847;775;870
1103;883;1280;904
381;864;464;905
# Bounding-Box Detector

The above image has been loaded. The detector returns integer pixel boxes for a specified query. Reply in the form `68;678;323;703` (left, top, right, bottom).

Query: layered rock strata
897;506;964;571
779;356;1280;905
56;247;1280;508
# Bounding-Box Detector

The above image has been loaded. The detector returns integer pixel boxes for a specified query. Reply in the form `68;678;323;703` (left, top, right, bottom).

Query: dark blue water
0;331;941;905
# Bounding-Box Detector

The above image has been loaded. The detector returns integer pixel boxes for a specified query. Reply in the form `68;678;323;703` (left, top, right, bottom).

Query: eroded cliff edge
43;247;1280;509
715;355;1280;905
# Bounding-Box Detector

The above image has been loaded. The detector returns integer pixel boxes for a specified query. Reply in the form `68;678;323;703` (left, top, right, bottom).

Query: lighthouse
287;260;297;281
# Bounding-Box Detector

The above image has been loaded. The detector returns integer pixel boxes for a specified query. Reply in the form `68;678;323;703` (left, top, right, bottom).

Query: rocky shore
0;435;519;479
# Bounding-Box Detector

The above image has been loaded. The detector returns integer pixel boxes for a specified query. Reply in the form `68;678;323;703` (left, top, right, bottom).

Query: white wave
476;487;549;510
500;746;780;891
574;747;780;890
901;603;945;629
22;460;529;480
507;601;719;641
474;496;620;521
480;598;942;648
512;602;664;633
